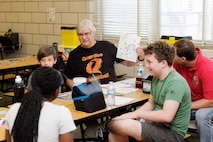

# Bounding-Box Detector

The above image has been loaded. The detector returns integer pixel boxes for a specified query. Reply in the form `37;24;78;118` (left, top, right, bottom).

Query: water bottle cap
15;75;22;83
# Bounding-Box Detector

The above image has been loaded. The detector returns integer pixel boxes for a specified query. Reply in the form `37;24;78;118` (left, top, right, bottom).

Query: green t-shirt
150;69;191;137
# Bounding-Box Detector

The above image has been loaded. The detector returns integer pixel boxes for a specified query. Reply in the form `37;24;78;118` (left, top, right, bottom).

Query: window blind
94;0;213;46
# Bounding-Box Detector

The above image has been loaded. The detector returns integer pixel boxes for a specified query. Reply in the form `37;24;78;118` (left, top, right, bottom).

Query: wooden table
68;90;149;139
68;90;149;124
0;56;39;91
0;56;39;72
52;98;72;107
0;92;149;141
6;98;72;108
0;77;150;142
0;107;8;142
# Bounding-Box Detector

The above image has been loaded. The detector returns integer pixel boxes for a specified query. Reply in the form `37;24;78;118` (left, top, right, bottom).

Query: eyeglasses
77;31;92;37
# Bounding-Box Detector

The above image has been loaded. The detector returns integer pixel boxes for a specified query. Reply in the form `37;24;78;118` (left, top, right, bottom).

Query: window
94;0;213;46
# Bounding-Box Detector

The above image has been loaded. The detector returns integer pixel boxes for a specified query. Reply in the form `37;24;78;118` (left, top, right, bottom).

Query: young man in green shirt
107;41;191;142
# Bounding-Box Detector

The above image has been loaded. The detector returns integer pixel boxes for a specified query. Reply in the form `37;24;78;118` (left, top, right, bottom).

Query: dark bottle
13;75;25;103
55;51;65;72
52;42;58;53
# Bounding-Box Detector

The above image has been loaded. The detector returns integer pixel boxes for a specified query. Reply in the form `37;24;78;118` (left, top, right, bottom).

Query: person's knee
196;109;205;121
195;108;208;121
107;119;130;132
108;132;129;142
196;108;213;124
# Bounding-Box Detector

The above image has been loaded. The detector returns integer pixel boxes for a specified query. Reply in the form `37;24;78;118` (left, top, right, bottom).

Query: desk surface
0;89;149;141
0;56;39;72
7;98;72;108
68;90;149;124
52;98;72;107
0;107;8;142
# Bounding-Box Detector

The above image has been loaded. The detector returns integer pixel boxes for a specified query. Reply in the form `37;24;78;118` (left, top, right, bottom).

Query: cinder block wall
0;0;95;57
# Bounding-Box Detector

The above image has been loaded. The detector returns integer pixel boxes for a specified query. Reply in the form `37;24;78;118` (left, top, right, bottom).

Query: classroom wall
0;0;137;78
0;0;95;57
1;1;212;78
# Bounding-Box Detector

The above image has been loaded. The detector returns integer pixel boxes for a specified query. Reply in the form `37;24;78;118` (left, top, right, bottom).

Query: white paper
116;33;141;62
105;96;135;106
48;7;55;23
101;78;137;94
0;111;7;115
57;92;72;100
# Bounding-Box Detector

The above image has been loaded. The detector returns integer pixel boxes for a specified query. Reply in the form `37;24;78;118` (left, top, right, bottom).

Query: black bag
72;81;106;113
0;29;19;50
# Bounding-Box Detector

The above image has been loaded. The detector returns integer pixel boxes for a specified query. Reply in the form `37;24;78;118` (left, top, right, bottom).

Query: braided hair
11;67;62;142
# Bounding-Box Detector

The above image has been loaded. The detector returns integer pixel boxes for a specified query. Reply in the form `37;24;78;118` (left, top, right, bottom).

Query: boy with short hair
107;41;191;142
27;46;64;90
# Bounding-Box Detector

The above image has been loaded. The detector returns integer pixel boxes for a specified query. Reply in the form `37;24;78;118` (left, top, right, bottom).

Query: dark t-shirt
64;40;123;84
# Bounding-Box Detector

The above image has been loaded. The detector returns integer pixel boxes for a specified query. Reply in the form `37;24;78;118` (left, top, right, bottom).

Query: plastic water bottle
136;63;144;88
137;63;144;77
107;81;115;106
13;75;25;102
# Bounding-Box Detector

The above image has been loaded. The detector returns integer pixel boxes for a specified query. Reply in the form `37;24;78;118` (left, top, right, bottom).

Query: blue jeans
195;108;213;142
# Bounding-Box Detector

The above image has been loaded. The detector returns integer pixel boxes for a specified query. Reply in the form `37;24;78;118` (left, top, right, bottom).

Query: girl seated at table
5;67;76;142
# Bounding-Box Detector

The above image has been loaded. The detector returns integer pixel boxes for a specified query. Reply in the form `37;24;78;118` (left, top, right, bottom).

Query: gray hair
77;19;96;33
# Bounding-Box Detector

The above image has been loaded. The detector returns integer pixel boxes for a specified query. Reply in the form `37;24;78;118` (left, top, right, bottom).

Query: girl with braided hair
5;67;76;142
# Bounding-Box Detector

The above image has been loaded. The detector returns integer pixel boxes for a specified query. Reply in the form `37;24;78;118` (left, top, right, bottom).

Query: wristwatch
138;56;144;61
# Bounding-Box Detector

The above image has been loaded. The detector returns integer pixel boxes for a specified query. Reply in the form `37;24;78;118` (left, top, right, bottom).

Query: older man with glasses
64;19;144;88
64;19;144;137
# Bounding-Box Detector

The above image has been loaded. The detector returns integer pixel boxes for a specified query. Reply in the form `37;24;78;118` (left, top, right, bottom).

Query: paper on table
105;96;135;106
0;118;5;126
57;92;72;100
101;78;137;94
0;111;7;115
116;33;141;62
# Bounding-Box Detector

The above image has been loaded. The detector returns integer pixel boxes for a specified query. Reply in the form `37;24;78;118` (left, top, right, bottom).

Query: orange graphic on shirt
86;58;102;74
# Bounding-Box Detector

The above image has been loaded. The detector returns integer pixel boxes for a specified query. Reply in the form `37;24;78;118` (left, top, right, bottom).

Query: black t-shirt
64;40;123;84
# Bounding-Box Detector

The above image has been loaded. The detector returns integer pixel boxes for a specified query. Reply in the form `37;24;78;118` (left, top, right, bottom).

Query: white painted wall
202;49;213;59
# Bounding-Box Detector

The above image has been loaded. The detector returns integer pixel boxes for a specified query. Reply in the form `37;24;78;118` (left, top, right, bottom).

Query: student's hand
136;47;145;61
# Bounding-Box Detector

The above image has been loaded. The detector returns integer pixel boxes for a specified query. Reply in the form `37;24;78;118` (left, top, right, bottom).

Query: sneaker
96;120;111;140
84;124;99;138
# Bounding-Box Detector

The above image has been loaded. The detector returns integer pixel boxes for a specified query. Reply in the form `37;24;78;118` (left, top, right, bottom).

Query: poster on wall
48;7;55;23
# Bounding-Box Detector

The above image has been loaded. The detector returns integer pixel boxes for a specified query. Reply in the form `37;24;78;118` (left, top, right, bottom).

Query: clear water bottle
137;63;144;77
136;63;144;88
107;81;115;106
13;75;25;103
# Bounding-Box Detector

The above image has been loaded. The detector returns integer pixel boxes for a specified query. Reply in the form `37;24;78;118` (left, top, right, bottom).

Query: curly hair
11;67;62;142
143;41;175;66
